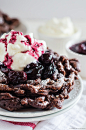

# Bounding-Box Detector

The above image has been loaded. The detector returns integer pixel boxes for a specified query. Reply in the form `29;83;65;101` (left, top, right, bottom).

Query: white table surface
24;19;86;130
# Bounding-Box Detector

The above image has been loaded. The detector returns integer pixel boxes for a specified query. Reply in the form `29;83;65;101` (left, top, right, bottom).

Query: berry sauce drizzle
3;54;13;69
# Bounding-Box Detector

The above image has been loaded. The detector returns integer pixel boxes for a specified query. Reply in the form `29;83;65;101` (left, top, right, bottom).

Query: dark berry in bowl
70;41;86;55
24;61;44;80
78;42;86;54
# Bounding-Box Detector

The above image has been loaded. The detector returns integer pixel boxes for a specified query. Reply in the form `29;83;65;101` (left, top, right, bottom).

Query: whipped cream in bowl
38;17;81;55
0;30;47;71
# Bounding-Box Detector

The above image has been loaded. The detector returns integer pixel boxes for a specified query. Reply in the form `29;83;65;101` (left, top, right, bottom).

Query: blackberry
8;71;27;85
0;62;9;74
38;52;53;65
42;62;57;79
24;61;44;80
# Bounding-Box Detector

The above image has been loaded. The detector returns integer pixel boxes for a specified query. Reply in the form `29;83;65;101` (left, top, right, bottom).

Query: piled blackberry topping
0;49;80;111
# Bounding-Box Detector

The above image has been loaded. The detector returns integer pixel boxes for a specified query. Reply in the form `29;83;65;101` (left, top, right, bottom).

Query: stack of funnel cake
0;49;80;111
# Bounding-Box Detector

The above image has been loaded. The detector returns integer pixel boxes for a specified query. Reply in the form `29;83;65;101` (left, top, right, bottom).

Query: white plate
0;76;83;118
0;95;82;122
14;20;29;35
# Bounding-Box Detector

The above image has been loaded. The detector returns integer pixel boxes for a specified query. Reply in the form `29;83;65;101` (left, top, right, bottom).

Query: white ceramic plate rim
0;95;81;122
0;75;83;118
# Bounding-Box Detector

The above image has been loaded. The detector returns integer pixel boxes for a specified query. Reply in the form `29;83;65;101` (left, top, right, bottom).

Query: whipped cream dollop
0;30;46;71
39;17;75;37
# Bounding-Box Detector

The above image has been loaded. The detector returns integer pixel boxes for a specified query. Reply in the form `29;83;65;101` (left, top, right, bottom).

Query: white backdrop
0;0;86;20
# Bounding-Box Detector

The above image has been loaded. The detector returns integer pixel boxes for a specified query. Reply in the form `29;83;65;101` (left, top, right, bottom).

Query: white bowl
66;39;86;79
38;26;81;55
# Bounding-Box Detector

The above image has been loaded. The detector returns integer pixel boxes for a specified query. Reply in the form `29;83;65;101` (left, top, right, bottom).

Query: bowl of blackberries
66;39;86;78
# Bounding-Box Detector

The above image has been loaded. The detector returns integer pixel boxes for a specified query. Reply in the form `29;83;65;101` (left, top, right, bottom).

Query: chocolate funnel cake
0;30;80;111
0;10;20;36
